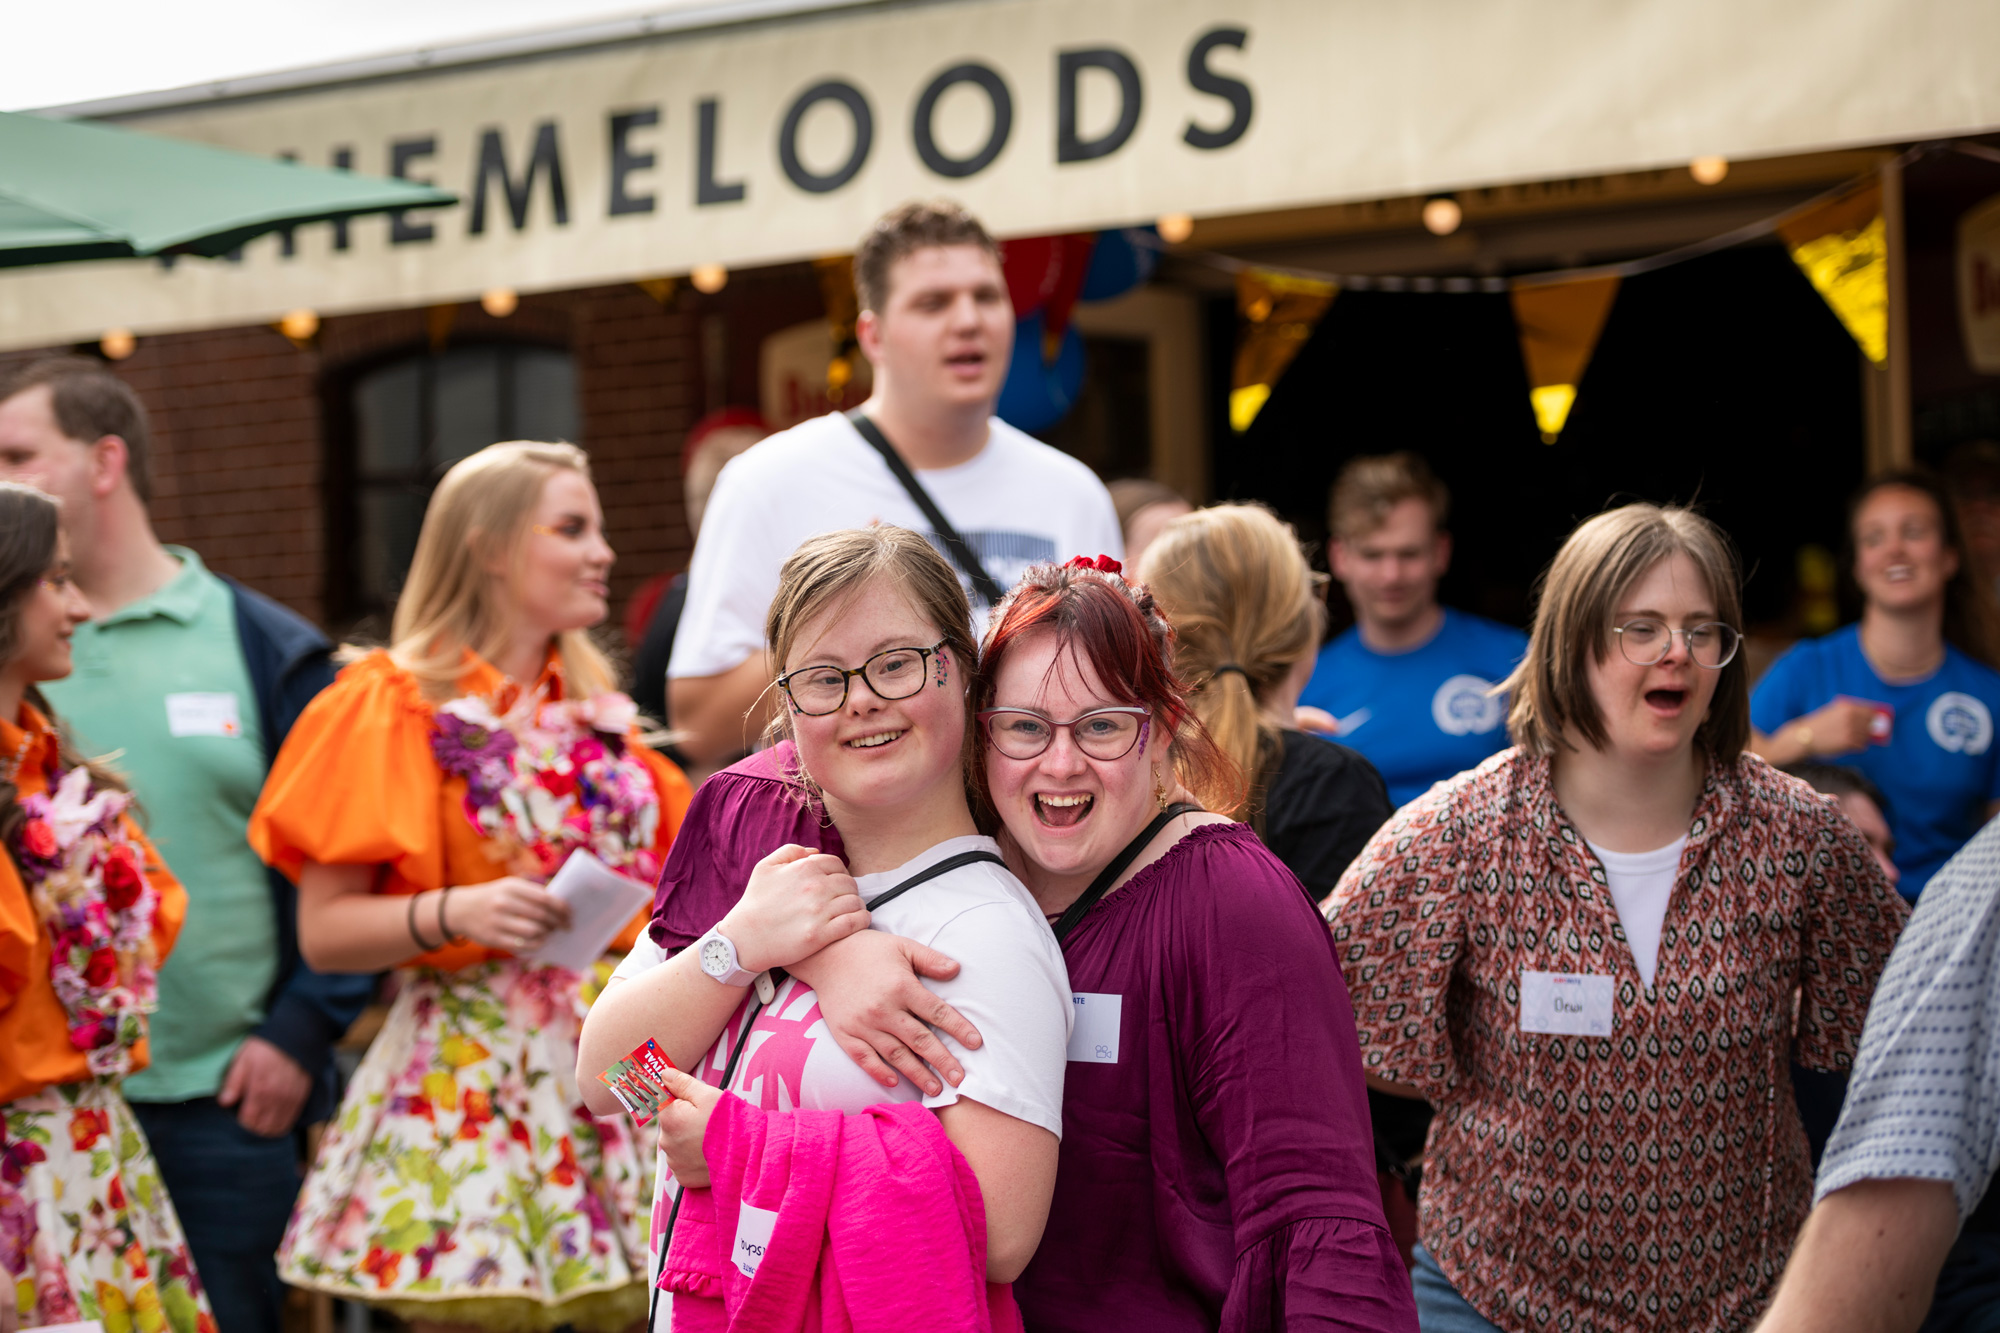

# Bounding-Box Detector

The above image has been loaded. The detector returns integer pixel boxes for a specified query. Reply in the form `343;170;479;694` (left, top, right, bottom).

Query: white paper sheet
531;851;652;971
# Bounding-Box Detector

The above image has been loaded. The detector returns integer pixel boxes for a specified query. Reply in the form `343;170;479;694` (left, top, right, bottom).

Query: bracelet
437;885;463;944
408;891;441;952
1792;722;1815;754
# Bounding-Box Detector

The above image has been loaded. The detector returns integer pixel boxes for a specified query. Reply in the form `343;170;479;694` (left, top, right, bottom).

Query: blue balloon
1078;226;1159;303
997;312;1087;434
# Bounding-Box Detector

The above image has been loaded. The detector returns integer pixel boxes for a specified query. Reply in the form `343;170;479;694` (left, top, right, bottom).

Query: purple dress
651;747;1415;1333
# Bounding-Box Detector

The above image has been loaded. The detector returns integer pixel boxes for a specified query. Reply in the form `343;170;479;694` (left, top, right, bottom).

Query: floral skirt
278;959;652;1332
1;1080;217;1333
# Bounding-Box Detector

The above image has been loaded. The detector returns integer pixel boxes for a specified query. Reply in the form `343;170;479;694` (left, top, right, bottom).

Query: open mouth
1883;564;1913;582
1035;793;1093;827
845;729;905;750
1644;688;1687;712
945;351;987;373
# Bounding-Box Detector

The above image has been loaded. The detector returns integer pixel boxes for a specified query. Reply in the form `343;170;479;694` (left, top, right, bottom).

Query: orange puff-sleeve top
248;650;692;972
0;703;186;1104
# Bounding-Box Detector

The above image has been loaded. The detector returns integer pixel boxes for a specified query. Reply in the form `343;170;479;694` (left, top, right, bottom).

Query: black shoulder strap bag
845;408;1007;608
1051;803;1203;944
648;846;1006;1323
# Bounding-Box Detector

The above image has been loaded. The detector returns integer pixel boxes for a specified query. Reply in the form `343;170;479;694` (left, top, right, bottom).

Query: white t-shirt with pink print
608;833;1073;1308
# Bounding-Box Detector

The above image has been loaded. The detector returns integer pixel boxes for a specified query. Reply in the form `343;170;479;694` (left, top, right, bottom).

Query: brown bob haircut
853;200;1001;316
0;357;154;503
1503;502;1749;761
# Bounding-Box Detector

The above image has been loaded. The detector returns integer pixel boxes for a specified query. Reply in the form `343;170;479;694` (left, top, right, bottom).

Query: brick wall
0;276;755;646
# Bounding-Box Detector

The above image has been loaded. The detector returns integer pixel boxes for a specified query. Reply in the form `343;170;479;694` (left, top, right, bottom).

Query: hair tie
1210;664;1250;684
1063;554;1123;575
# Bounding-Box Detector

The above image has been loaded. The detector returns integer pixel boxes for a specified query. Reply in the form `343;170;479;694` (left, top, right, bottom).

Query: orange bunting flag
1231;269;1337;432
1511;275;1620;444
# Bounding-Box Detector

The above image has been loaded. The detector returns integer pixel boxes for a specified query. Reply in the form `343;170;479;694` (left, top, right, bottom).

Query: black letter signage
697;98;747;205
1184;27;1252;150
389;136;438;244
1057;48;1142;164
608;108;659;215
470;121;570;234
778;80;874;194
912;63;1012;179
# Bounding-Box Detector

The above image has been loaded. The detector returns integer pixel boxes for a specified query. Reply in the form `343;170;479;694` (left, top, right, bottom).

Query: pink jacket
661;1094;1023;1333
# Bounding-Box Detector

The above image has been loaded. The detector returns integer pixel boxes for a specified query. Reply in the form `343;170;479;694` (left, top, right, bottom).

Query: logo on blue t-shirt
1927;692;1993;755
1431;674;1504;736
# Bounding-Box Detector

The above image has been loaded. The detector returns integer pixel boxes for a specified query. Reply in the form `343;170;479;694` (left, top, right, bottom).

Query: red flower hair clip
1064;554;1123;575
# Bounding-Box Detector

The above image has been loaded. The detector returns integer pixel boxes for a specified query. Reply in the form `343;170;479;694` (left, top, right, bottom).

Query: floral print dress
248;652;692;1332
0;704;215;1333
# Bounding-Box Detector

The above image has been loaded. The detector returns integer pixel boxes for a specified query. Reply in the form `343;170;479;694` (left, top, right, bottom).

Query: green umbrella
0;109;456;268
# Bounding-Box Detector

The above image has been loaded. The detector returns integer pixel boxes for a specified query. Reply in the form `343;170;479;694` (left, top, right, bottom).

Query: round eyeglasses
977;706;1152;761
1610;619;1741;669
777;641;946;716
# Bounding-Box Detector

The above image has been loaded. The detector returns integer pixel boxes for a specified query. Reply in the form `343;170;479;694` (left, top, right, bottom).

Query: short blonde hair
763;527;982;801
389;440;616;701
1139;504;1323;826
1328;451;1449;541
1504;502;1748;760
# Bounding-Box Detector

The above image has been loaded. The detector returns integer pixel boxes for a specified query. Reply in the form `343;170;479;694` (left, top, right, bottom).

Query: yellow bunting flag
1510;275;1620;443
1777;178;1886;363
814;255;862;396
1231;269;1337;432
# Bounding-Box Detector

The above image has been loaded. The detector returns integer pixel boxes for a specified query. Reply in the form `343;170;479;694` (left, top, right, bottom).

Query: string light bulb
279;308;319;341
99;329;135;360
691;263;729;294
1422;196;1463;236
1690;156;1729;185
480;288;519;317
1157;213;1195;245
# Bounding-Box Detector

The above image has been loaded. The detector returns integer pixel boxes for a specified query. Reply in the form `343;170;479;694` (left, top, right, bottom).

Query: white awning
1;0;1995;350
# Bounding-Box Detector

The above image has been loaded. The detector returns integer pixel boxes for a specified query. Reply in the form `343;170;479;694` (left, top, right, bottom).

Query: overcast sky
9;1;703;111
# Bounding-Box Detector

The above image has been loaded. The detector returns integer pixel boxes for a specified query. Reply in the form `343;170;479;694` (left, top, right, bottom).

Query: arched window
332;343;579;622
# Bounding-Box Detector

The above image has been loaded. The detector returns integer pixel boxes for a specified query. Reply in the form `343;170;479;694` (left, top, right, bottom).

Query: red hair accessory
1064;554;1123;575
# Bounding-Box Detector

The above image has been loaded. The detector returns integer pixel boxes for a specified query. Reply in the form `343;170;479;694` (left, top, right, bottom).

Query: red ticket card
597;1038;676;1126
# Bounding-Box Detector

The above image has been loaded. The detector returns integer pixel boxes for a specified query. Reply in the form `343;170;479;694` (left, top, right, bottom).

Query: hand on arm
295;863;572;973
934;1097;1059;1283
1755;1179;1959;1333
667;654;777;766
788;931;981;1098
577;844;869;1116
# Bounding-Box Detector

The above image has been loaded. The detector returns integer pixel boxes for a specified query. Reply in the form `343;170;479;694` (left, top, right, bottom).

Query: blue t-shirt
1751;624;2000;901
1300;608;1527;807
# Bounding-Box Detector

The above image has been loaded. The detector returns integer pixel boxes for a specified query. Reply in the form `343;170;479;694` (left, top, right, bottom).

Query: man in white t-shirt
667;201;1122;769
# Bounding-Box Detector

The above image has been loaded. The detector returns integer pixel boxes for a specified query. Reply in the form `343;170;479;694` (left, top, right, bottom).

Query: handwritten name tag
732;1202;778;1278
165;692;241;738
1519;970;1614;1037
1066;992;1122;1064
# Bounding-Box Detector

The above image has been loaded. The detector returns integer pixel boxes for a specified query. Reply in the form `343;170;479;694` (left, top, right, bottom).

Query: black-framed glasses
1610;618;1741;669
977;706;1152;761
778;640;946;716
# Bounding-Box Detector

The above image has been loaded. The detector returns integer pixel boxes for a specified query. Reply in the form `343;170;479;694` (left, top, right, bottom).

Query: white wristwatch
694;927;758;987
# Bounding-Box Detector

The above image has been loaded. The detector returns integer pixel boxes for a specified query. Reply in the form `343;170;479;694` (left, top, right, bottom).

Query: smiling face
6;533;88;688
858;244;1013;412
983;628;1169;888
0;386;97;522
1581;552;1724;762
784;574;967;814
1853;484;1957;615
505;469;614;638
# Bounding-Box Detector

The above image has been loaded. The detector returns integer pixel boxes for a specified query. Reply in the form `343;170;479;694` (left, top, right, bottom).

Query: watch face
701;937;732;976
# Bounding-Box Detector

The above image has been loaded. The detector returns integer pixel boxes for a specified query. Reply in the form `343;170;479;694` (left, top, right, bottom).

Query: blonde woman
1139;504;1391;901
249;442;693;1332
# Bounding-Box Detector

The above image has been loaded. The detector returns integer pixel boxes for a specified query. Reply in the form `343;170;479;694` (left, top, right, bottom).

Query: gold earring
1152;767;1170;810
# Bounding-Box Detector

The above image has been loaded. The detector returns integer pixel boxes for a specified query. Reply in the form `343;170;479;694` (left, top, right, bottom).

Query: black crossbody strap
1052;803;1203;945
846;409;1007;607
865;849;1007;912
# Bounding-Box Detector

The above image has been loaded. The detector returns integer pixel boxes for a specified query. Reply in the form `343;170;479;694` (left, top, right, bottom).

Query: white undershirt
1584;835;1688;989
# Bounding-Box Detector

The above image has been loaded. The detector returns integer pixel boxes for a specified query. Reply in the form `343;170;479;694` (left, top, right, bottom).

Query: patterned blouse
1324;748;1907;1333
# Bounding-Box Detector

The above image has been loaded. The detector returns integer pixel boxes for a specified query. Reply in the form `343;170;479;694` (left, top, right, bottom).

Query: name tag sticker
1519;971;1615;1037
732;1202;778;1278
165;692;241;738
1067;992;1122;1064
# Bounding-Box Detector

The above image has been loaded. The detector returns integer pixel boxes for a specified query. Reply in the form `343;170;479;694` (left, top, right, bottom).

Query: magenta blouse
650;745;1415;1333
